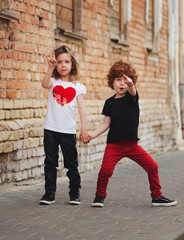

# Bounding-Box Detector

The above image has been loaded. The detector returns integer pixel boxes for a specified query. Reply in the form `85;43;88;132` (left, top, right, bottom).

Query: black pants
43;129;81;193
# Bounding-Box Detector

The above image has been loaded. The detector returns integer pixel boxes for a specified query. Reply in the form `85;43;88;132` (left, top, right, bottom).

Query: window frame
110;0;131;46
0;0;19;22
55;0;87;41
145;0;162;54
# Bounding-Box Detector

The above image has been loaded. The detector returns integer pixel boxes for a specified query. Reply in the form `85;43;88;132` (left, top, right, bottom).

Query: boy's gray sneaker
92;196;105;207
151;195;177;207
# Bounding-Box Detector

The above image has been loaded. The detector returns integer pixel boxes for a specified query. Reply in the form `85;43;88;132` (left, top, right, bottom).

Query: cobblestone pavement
0;150;184;240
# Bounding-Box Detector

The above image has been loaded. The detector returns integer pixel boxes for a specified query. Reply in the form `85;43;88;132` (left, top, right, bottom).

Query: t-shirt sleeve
136;90;139;100
50;77;56;84
129;90;139;103
76;83;86;96
102;100;111;116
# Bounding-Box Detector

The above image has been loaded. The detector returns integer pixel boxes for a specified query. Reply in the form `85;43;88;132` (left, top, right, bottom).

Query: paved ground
0;150;184;240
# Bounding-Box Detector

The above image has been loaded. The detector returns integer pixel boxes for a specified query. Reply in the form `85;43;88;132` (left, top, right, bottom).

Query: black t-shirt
102;91;140;143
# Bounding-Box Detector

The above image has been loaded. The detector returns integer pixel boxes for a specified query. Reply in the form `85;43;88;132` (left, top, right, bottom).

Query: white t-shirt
44;78;86;134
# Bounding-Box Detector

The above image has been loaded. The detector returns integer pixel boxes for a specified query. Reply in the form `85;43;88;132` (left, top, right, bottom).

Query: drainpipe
179;0;184;138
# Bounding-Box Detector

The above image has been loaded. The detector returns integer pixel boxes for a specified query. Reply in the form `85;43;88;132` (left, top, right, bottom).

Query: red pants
95;140;162;199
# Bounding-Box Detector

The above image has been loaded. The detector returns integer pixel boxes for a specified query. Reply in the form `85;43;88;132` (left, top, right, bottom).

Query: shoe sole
69;201;80;205
151;200;177;207
40;200;55;205
91;203;104;208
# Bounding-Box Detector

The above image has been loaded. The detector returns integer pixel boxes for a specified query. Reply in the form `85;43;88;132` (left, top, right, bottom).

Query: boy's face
113;76;128;98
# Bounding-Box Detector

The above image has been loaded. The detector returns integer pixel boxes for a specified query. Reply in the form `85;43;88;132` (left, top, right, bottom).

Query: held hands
46;51;57;70
80;130;92;144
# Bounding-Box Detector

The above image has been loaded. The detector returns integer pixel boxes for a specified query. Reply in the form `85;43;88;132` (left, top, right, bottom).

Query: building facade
0;0;183;184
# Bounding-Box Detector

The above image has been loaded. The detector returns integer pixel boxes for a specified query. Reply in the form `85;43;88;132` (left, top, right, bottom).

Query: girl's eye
66;60;70;63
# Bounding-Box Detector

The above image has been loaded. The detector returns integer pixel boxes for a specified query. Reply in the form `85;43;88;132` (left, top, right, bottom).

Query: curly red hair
107;60;138;89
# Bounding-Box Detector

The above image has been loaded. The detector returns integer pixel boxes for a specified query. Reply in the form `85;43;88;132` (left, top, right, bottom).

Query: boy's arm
123;74;136;96
90;116;111;139
77;94;90;142
127;84;136;96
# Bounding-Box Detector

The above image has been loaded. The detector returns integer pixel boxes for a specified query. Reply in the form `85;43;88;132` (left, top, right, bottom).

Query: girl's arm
90;116;111;140
77;94;90;142
42;67;54;89
42;52;56;89
123;74;136;96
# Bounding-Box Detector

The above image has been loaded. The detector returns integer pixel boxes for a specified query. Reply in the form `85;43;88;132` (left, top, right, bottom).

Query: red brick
6;90;17;99
42;11;49;20
24;44;34;53
0;80;6;88
12;42;25;52
0;90;6;98
0;50;7;58
26;5;36;15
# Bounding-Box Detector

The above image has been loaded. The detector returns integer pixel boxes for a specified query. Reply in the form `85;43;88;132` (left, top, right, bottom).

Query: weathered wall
0;0;180;185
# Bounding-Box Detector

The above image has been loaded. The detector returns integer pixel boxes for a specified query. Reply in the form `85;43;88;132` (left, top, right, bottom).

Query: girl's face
113;76;128;98
56;53;72;80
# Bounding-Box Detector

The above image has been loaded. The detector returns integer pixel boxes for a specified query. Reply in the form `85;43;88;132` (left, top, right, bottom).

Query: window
110;0;131;44
110;0;121;40
145;0;162;53
0;0;18;22
56;0;85;40
145;0;154;52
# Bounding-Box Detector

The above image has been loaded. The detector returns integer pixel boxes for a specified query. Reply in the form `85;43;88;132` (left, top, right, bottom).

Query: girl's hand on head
46;51;57;69
123;74;134;87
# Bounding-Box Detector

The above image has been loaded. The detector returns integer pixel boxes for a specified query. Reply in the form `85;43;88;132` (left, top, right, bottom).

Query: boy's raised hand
123;74;134;87
123;74;136;96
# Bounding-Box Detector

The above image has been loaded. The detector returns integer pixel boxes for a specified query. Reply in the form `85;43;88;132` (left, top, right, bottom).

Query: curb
173;229;184;240
162;228;184;240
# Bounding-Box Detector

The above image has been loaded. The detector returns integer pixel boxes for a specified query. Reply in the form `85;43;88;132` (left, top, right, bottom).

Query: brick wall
0;0;179;184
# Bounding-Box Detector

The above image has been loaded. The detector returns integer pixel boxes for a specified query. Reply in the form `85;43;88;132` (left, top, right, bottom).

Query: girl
40;45;90;205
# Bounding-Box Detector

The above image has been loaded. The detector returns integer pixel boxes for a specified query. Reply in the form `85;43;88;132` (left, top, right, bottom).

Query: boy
83;60;177;208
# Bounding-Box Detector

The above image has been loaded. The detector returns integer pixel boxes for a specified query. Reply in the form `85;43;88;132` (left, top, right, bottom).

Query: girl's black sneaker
40;191;55;205
151;195;177;207
69;191;80;205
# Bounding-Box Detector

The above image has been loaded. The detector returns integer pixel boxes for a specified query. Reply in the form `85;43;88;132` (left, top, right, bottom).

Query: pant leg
126;141;162;199
44;129;59;192
59;133;81;193
96;143;125;198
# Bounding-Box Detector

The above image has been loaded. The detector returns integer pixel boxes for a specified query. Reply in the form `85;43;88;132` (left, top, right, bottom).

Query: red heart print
53;86;76;106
